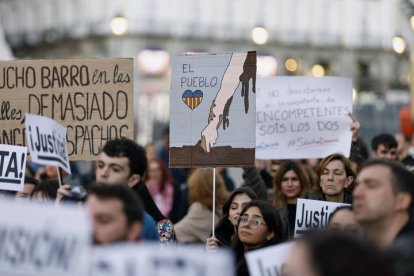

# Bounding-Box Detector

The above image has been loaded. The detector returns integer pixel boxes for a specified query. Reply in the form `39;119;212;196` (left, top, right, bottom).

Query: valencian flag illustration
170;51;257;167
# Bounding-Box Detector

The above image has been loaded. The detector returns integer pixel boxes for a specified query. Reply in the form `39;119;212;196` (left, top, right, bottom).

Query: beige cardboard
0;58;133;160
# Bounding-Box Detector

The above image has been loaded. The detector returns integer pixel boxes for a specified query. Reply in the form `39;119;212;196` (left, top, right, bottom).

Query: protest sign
0;199;91;276
256;77;353;159
25;113;71;174
90;244;234;276
0;144;27;192
246;242;294;276
170;52;257;167
0;58;133;160
294;198;350;237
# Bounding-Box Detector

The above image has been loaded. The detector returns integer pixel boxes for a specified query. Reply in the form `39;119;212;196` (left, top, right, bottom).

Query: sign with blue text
25;113;71;174
170;52;257;167
256;77;353;159
0;144;27;192
294;198;350;237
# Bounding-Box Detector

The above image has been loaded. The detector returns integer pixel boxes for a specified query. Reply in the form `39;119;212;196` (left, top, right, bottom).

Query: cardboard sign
0;144;27;192
25;113;71;174
256;77;353;159
90;244;234;276
294;198;350;237
0;59;133;160
0;199;91;276
246;242;294;276
170;52;257;167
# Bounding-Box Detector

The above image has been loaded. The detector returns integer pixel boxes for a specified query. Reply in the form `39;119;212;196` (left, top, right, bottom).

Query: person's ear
127;174;141;188
266;231;275;241
127;221;142;241
395;193;412;212
344;176;354;189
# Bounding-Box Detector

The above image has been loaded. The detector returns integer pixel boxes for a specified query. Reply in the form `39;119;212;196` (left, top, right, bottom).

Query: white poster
246;242;294;276
25;113;71;174
0;199;91;276
256;76;353;159
294;198;350;237
0;144;27;192
91;244;234;276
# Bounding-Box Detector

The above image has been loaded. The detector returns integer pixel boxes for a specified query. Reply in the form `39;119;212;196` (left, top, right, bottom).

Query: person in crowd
205;187;258;251
285;231;394;276
371;133;398;160
15;176;39;201
273;160;310;239
353;158;414;249
327;206;364;237
144;158;175;218
387;234;414;276
30;179;59;203
233;200;285;276
95;138;164;241
174;168;228;243
86;184;143;245
308;153;355;204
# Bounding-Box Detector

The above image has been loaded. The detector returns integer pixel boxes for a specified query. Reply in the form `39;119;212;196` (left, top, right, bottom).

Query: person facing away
353;158;414;249
86;184;143;245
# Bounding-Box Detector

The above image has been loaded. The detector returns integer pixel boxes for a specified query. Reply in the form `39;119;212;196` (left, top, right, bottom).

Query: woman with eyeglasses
273;160;311;239
205;187;258;252
233;200;286;276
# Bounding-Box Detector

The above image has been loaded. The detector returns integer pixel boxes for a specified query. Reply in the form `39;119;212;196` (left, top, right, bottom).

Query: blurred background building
0;0;413;148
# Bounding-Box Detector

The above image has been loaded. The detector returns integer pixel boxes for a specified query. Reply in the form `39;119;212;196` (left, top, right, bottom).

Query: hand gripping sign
25;113;71;174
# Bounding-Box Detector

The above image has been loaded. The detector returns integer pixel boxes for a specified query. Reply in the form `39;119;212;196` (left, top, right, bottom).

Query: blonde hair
188;168;228;210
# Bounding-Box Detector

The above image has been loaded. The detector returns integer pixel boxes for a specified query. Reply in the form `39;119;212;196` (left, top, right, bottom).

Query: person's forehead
357;164;392;181
244;206;262;217
88;195;124;212
325;159;345;169
98;153;130;167
377;144;397;151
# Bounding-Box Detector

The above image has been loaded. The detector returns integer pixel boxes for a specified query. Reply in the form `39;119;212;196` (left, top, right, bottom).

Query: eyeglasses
238;215;266;230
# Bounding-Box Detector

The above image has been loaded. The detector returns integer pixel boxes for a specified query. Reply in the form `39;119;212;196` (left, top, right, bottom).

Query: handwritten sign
246;242;294;276
170;52;256;167
91;244;234;276
25;113;71;174
0;144;27;192
0;59;133;160
294;198;350;237
0;199;91;276
256;77;353;159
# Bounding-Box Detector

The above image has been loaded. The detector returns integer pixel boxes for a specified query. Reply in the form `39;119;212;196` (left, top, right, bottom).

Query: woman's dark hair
144;158;173;193
30;180;59;199
273;160;310;209
300;231;393;276
221;187;257;223
237;200;286;246
328;205;353;225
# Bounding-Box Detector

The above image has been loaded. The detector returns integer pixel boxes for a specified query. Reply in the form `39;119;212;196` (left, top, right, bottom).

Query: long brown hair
188;168;228;211
273;160;310;209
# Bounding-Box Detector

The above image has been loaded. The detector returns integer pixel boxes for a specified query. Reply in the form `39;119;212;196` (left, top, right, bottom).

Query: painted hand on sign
182;90;203;110
200;52;256;152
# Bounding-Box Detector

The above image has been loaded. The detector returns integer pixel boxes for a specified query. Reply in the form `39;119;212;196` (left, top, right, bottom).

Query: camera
62;185;88;203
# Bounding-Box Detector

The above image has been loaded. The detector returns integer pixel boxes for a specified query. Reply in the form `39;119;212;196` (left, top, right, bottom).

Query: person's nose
353;183;363;198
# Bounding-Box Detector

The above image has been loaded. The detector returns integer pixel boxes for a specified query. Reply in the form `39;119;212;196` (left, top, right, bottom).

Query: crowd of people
1;126;414;276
